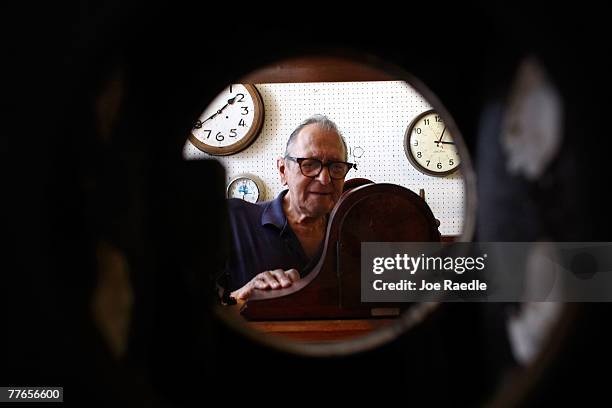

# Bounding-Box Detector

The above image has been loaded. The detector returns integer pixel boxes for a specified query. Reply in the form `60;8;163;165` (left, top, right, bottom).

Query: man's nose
316;165;332;185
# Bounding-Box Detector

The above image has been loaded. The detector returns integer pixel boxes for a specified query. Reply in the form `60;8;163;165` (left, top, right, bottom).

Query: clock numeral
216;132;224;141
193;120;203;129
229;84;233;93
236;93;245;103
229;129;237;137
426;160;430;167
417;152;422;158
238;119;247;127
435;115;442;122
414;128;422;134
437;162;442;170
241;106;249;115
449;159;454;166
424;119;430;125
413;140;418;146
203;129;212;139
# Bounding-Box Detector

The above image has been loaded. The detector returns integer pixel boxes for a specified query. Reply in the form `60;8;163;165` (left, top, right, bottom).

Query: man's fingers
232;285;251;300
259;271;280;289
270;269;292;288
254;278;269;290
244;269;300;297
284;269;300;282
234;278;267;300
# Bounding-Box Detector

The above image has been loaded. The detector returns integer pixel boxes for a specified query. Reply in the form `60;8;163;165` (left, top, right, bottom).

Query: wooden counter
246;318;397;342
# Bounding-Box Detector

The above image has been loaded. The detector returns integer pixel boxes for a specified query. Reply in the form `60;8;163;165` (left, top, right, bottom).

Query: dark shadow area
3;1;612;406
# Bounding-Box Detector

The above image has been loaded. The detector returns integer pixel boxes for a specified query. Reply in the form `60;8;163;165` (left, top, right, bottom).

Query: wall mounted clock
189;84;264;156
404;109;460;176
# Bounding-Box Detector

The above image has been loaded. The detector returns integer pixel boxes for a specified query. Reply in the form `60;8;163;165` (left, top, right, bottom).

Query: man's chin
306;199;336;216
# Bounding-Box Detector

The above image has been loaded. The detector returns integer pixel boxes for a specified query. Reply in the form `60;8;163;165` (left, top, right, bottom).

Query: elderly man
223;115;355;301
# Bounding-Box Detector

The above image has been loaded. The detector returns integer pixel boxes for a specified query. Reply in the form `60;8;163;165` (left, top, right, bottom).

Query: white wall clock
189;84;264;156
404;109;460;176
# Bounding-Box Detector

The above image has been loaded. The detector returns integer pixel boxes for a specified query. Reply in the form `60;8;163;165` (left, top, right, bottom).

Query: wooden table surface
217;300;399;342
246;318;397;342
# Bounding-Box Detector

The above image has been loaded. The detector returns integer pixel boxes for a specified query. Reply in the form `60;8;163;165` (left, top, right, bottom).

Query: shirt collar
261;189;289;231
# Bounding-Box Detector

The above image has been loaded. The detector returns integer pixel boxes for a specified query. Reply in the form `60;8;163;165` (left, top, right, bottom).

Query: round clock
189;84;264;156
404;109;461;176
227;173;265;203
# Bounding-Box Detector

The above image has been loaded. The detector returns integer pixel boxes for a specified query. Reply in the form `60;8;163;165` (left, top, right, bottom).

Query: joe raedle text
372;279;487;292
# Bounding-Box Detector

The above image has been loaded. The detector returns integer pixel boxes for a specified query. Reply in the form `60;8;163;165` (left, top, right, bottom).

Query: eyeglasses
284;156;356;180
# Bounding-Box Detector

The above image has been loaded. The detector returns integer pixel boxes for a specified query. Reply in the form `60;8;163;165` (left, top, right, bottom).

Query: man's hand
231;269;300;301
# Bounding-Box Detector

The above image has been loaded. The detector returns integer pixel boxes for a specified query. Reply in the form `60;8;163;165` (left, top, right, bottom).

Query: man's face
279;124;347;219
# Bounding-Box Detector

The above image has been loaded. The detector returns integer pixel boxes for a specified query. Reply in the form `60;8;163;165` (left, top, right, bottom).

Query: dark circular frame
210;51;478;357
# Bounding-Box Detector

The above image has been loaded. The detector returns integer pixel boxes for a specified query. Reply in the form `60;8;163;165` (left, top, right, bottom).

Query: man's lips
309;191;332;195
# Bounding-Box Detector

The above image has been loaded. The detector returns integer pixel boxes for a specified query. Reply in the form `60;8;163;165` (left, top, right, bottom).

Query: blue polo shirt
224;190;321;291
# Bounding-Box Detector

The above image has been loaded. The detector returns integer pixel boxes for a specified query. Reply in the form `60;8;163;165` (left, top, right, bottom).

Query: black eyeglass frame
284;156;357;180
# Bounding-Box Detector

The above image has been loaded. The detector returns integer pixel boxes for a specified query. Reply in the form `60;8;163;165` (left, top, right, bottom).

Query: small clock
227;173;265;203
404;109;460;177
189;84;264;156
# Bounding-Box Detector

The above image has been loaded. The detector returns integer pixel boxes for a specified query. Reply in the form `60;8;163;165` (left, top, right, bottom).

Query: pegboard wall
183;80;464;235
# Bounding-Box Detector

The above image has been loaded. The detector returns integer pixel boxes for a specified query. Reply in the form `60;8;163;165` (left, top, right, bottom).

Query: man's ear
277;157;288;186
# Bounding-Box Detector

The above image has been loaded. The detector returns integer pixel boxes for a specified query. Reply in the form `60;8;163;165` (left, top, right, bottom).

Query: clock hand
216;97;238;113
436;126;447;144
201;111;219;124
196;96;239;127
438;141;454;145
193;113;217;128
211;96;239;116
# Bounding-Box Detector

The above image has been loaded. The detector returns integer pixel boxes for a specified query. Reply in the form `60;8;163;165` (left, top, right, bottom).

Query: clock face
227;175;262;203
189;84;264;156
405;110;460;176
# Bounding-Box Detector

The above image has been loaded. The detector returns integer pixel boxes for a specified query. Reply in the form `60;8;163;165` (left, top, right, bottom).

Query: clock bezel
404;109;460;177
189;84;264;156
